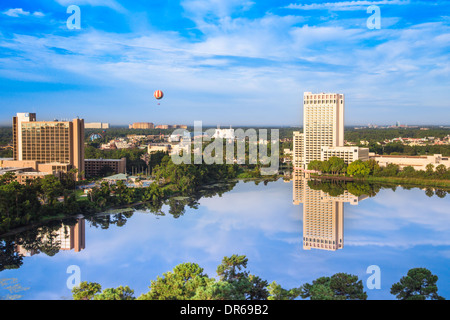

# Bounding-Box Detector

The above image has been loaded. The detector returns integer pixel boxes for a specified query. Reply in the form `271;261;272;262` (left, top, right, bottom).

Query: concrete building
84;158;127;178
293;93;369;169
212;126;235;140
371;154;450;171
3;113;85;180
293;132;304;169
321;146;370;164
303;92;345;168
85;122;110;129
129;122;154;129
148;144;171;154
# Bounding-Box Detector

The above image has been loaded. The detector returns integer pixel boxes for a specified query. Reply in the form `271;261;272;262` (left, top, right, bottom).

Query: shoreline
0;177;271;238
309;174;450;190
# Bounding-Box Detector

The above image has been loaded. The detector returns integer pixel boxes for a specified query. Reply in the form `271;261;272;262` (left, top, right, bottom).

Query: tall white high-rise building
303;92;345;168
293;92;369;170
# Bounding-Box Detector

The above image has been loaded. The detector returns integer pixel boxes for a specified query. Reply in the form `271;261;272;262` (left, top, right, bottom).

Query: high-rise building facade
293;132;304;169
6;113;85;179
293;92;369;169
303;92;345;168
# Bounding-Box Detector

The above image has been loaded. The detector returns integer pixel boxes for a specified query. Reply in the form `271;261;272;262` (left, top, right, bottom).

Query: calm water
1;177;449;300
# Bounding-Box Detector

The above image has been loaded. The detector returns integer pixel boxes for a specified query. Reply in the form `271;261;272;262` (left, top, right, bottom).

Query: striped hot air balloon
154;90;164;100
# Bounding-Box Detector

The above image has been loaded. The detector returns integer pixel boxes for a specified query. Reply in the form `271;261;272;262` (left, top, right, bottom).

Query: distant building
129;122;154;129
154;124;187;130
213;126;235;140
371;154;450;171
85;122;110;129
84;158;127;178
148;144;171;154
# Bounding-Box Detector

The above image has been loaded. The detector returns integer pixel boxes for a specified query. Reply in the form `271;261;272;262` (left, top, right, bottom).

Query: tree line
308;157;450;181
0;156;241;234
71;254;445;301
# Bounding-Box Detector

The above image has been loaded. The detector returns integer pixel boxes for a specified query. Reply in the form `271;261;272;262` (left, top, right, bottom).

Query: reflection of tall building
292;171;367;251
56;219;86;252
14;219;86;256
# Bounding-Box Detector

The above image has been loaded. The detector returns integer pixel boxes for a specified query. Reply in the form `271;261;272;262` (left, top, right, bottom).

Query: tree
435;164;447;177
216;254;249;282
300;273;367;300
267;281;301;300
212;255;270;300
138;262;210;300
424;188;434;198
435;189;447;198
94;286;135;300
390;268;445;300
39;175;64;205
307;160;322;172
425;163;435;176
72;281;102;300
328;157;346;175
347;160;370;177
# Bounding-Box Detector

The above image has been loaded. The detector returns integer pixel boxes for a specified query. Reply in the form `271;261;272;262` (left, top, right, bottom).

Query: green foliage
94;286;135;300
152;156;239;195
136;255;298;301
69;256;446;301
138;263;210;300
267;281;301;300
72;281;102;300
390;268;445;300
300;273;368;300
347;160;371;177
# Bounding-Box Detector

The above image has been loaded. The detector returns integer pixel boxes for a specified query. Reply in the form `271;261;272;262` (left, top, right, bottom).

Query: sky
0;0;449;126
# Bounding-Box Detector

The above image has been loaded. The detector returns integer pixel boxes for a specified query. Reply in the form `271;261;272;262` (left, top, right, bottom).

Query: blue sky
0;0;449;126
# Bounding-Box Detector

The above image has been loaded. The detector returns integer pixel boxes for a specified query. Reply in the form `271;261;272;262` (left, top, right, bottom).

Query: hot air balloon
154;90;164;100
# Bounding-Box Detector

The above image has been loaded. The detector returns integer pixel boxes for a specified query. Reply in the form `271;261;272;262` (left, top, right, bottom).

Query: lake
1;174;449;300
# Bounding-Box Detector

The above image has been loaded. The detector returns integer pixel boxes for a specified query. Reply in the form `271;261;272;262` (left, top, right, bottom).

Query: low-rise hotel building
84;158;127;178
321;146;370;164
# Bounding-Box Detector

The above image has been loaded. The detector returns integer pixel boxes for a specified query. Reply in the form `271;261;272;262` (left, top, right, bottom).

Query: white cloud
54;0;126;12
2;8;45;17
285;0;412;11
3;8;30;17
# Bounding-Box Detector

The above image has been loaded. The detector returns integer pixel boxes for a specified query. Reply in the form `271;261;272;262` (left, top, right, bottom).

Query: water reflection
0;181;239;272
292;171;368;251
1;175;449;300
14;219;86;257
1;218;85;273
